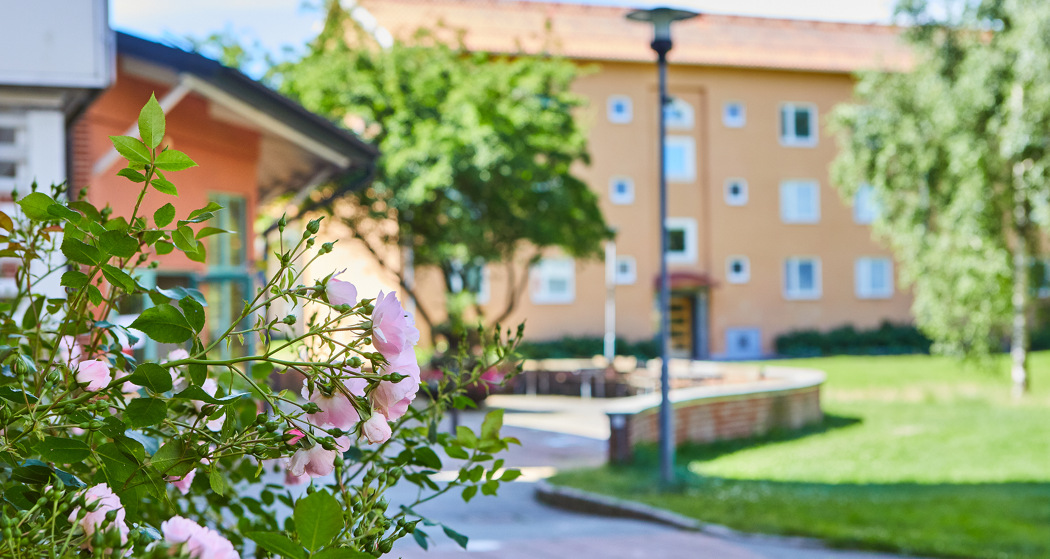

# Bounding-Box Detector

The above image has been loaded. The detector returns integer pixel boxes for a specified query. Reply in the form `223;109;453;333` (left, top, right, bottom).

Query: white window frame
666;217;698;265
609;176;635;205
780;180;820;224
855;257;894;299
723;101;746;128
726;256;750;284
607;95;633;124
664;97;694;129
664;136;696;183
784;257;822;300
0;113;27;194
854;183;879;224
615;256;637;285
724;178;748;206
531;257;575;304
779;102;818;147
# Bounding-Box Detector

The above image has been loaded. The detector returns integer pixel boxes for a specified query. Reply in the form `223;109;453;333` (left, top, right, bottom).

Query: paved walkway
389;395;921;559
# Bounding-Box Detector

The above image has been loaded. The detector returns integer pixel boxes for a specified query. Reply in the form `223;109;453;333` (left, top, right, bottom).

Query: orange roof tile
358;0;912;73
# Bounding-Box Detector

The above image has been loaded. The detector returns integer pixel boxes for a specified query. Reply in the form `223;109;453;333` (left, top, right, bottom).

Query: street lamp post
626;6;698;485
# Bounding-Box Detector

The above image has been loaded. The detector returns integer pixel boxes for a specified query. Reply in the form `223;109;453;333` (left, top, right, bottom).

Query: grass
548;353;1050;558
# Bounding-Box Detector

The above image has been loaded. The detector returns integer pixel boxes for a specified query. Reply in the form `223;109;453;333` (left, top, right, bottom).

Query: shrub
775;321;931;357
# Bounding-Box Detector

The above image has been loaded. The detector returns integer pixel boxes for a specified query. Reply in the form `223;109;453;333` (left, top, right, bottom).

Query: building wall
76;70;262;274
472;60;913;357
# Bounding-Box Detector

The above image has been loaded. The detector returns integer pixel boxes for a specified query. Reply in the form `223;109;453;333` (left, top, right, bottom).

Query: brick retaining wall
605;366;824;463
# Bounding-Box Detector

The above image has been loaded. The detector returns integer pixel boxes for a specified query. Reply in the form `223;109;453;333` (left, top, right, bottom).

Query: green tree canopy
275;4;610;341
833;0;1050;394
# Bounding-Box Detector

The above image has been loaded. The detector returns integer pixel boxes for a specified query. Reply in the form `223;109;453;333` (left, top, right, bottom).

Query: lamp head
626;7;698;44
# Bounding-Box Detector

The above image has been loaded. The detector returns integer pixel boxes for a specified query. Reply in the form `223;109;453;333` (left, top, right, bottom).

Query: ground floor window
784;257;821;300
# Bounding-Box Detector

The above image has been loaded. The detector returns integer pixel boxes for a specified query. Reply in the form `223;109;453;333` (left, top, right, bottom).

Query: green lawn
549;353;1050;558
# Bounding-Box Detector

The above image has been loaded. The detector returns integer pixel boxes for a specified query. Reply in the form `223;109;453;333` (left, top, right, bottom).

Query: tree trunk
1010;161;1030;398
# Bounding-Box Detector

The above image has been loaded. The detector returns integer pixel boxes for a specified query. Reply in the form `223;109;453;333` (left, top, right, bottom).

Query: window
784;257;821;300
609;176;635;205
723;102;746;128
779;102;817;147
666;217;698;264
780;180;820;223
854;183;879;224
855;257;894;299
664;136;696;182
615;256;636;285
664;97;694;129
724;178;748;206
0;113;25;195
725;328;761;359
204;193;252;358
531;258;575;304
607;95;633;124
726;256;750;284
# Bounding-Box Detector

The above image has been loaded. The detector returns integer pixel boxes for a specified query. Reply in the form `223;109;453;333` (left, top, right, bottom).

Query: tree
832;0;1050;396
274;3;611;344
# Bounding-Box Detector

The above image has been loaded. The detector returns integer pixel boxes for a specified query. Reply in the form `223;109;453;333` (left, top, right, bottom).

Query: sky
111;0;898;67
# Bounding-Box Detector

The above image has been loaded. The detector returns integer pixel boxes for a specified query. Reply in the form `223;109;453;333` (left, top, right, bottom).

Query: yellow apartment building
354;0;916;359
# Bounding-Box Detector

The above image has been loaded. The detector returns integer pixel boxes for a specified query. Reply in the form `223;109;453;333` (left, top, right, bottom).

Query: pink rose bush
4;108;520;558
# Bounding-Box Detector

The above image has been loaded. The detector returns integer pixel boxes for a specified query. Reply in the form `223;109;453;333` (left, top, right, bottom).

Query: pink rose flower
113;369;141;398
161;516;239;559
371;291;420;363
362;412;392;444
326;271;358;307
75;359;111;392
166;348;191;391
372;351;421;421
287;428;351;478
166;468;196;495
58;335;82;366
68;483;128;547
285;428;305;446
301;375;367;430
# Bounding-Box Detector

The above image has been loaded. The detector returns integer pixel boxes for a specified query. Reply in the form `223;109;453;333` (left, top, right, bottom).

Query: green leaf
293;490;344;552
172;225;196;252
150;439;196;477
414;447;442;470
150;177;178;195
127;363;173;393
139;93;165;150
481;479;499;496
86;284;103;305
173;386;243;405
12;464;54;484
35;437;90;464
113;435;146;462
209;465;226;496
154;203;176;228
17;192;57;221
100;230;139;258
60;270;89;288
154;149;197;172
481;408;504;441
101;265;137;294
0;387;38;404
442;525;470;549
195;227;228;239
461;485;477;502
500;469;522;482
61;236;101;266
444;445;469;460
109;135;152;164
179;296;205;333
412;529;430;550
125;398;167;428
189;202;223;219
245;532;306;559
116;168;147;183
46;203;82;223
130;304;193;343
155;241;174;255
456;426;477;449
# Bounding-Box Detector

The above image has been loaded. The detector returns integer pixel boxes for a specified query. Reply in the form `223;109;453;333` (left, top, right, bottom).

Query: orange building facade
363;0;916;359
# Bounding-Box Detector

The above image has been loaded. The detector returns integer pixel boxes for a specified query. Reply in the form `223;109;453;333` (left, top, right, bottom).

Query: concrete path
389;395;920;559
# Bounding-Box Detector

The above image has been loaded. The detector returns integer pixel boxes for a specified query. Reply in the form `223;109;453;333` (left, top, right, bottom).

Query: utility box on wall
0;0;114;88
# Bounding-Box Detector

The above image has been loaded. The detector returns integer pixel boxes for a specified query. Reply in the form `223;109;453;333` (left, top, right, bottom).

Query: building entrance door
670;294;694;358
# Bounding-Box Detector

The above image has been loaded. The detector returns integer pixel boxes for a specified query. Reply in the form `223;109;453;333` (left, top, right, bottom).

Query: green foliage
275;5;611;335
831;0;1050;378
774;322;932;357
